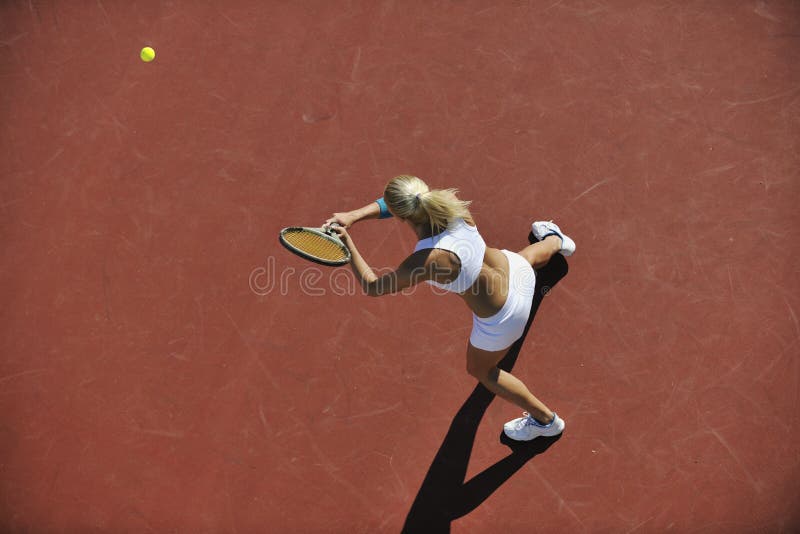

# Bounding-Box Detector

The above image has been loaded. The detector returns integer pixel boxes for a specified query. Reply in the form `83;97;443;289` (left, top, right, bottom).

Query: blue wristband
375;197;393;219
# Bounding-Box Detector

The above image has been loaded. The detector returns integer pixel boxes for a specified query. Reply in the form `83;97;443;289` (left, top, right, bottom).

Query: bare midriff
458;246;510;319
423;219;511;319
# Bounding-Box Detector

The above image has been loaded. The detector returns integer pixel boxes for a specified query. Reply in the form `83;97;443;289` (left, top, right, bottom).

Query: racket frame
278;225;351;266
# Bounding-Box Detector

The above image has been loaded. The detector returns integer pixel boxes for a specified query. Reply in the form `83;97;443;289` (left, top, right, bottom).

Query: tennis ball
140;46;156;63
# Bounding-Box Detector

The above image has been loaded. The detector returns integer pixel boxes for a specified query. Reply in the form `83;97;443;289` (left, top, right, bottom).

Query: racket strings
282;230;348;262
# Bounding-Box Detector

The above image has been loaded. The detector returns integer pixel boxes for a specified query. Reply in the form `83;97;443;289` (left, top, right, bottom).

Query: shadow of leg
402;244;569;533
401;383;495;533
452;434;562;519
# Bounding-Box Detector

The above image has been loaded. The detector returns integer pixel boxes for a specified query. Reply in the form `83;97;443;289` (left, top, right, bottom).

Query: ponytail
383;175;472;232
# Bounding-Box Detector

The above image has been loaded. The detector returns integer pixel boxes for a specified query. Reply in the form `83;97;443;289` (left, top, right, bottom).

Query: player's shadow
402;237;569;534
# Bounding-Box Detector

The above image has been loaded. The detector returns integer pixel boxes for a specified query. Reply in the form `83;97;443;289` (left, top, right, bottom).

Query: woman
325;175;575;441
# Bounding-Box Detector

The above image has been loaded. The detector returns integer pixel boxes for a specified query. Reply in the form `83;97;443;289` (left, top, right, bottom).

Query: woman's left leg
517;235;561;269
466;342;554;424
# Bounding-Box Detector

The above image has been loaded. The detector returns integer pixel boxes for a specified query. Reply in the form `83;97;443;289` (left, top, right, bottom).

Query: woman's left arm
331;227;431;297
343;233;378;286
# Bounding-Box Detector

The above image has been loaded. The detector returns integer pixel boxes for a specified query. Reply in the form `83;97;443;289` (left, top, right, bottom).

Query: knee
466;360;492;382
466;359;482;380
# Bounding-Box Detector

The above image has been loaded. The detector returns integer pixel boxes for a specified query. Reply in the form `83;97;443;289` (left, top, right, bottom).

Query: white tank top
413;218;487;294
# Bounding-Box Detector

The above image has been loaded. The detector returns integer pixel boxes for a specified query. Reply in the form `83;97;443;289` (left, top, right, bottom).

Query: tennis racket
279;224;351;266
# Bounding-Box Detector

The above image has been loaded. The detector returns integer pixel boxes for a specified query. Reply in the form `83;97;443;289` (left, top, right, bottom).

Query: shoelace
513;413;538;430
516;413;553;430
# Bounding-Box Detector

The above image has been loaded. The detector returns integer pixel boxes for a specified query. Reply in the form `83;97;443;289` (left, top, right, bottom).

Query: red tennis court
1;1;798;532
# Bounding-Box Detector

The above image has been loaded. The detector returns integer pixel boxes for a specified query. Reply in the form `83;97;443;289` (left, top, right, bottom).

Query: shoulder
407;247;460;285
404;247;454;269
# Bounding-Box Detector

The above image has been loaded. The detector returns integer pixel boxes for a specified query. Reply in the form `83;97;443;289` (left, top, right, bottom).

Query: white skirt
469;250;536;352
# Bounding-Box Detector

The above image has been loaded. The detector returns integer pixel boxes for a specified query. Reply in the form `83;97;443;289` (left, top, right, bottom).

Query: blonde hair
383;175;473;233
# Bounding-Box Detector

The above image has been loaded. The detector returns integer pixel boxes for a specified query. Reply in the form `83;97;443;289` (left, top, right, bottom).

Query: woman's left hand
328;224;352;245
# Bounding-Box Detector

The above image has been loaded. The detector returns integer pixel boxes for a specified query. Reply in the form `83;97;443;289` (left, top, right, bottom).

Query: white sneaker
503;412;565;441
531;221;575;256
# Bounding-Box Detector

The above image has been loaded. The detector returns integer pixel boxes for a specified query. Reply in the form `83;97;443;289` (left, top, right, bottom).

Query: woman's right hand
324;212;356;229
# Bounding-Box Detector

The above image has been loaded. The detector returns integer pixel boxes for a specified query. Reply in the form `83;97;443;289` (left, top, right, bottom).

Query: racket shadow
402;237;569;533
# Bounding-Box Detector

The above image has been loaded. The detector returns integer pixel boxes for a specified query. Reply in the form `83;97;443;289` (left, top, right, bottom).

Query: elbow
363;285;383;297
361;280;385;297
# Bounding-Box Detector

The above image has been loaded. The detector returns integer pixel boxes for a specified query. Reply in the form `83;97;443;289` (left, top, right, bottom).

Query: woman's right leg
466;342;554;424
517;235;561;269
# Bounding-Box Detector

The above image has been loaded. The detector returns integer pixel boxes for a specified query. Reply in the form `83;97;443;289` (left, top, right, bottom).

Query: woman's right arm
325;198;391;228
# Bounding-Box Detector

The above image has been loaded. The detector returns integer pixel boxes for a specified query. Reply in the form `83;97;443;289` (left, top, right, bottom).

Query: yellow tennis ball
140;46;156;63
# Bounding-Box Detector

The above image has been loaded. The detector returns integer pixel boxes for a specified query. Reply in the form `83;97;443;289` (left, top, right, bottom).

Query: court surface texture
1;1;798;532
